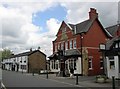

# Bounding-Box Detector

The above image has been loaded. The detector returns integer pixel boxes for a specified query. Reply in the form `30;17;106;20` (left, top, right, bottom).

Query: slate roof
69;18;94;34
10;50;46;58
65;49;81;56
68;16;111;37
106;36;120;50
105;24;120;36
48;49;81;59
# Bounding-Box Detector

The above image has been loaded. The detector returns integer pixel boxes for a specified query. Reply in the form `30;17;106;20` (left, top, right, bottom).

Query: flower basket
96;75;107;83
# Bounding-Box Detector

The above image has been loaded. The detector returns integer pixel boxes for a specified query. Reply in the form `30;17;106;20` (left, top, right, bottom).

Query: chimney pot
89;8;98;19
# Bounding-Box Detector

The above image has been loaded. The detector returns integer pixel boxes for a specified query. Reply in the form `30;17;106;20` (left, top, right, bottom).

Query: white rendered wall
106;56;119;79
74;57;82;74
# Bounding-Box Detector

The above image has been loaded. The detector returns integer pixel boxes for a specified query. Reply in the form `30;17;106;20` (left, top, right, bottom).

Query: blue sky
32;4;67;33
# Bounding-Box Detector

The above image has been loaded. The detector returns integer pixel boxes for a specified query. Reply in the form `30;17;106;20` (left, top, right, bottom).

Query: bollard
76;74;79;85
46;70;48;79
32;71;34;76
112;76;115;89
38;70;40;75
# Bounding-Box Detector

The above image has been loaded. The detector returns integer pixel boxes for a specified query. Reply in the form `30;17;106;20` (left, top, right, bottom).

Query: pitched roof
68;16;112;37
105;24;120;36
11;50;46;58
106;36;120;50
69;18;94;34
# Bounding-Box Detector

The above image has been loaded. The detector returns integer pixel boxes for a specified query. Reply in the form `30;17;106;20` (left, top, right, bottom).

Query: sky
0;0;119;58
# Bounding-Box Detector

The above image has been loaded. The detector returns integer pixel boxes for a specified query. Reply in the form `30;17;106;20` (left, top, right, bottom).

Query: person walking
70;67;74;78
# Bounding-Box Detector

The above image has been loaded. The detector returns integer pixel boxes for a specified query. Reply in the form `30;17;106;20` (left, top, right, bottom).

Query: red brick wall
83;20;108;75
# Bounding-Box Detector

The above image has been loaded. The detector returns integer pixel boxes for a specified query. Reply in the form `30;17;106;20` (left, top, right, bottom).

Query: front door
60;60;65;77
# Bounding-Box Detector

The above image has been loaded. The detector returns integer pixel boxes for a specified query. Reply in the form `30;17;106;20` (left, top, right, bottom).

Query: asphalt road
2;70;82;88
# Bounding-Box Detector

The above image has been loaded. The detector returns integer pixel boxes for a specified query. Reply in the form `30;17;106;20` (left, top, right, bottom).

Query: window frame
88;56;93;70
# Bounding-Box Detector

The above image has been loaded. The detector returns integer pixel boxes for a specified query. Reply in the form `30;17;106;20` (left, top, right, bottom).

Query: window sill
89;68;93;70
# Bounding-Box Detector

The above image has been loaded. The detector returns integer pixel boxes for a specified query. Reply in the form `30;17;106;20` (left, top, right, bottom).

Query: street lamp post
80;32;85;75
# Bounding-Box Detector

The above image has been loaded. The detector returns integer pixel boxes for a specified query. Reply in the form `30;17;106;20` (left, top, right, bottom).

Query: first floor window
70;40;73;49
73;39;76;49
65;41;68;50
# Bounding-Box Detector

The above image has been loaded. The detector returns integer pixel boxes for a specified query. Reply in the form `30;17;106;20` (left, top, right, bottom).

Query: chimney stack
30;48;32;52
89;8;98;19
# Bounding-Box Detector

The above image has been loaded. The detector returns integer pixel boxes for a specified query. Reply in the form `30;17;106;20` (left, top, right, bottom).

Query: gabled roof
106;36;120;50
56;21;72;36
105;24;120;36
69;16;112;37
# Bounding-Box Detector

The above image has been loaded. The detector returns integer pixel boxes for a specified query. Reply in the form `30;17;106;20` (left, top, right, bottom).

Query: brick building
49;8;112;76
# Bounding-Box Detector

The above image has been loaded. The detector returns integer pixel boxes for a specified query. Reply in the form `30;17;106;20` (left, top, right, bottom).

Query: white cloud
0;2;58;56
61;2;118;27
0;1;119;58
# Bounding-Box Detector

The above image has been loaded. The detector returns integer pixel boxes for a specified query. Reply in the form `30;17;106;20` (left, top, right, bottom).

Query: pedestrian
70;67;74;78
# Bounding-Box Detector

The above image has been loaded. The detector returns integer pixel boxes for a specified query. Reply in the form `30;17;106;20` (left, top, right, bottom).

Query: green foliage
0;49;13;61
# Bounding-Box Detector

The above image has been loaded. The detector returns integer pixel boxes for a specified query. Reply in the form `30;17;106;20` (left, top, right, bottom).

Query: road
2;70;116;89
2;70;82;88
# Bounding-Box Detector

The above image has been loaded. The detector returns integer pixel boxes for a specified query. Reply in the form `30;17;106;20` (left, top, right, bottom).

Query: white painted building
104;36;120;79
2;55;28;72
2;50;46;73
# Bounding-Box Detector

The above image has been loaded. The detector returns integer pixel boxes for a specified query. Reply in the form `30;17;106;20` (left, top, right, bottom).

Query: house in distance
2;49;46;73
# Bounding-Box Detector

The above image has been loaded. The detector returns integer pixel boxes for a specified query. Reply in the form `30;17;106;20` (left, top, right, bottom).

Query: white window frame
88;56;93;70
61;42;64;50
68;58;76;70
73;38;76;49
65;41;68;50
70;39;73;49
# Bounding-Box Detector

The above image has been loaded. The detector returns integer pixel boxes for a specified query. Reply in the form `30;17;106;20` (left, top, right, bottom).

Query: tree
0;49;13;61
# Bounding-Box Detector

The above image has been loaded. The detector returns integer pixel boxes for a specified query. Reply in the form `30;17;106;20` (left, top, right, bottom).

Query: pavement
26;73;120;88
